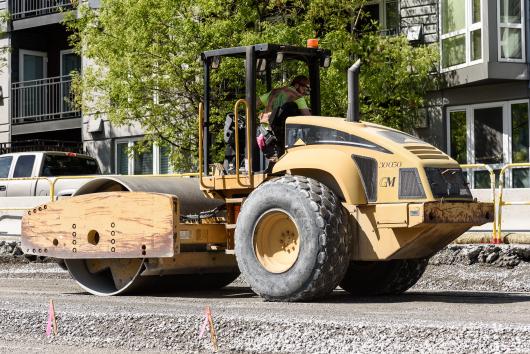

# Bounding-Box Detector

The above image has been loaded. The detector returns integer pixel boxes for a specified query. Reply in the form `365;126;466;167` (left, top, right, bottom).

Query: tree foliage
68;0;438;170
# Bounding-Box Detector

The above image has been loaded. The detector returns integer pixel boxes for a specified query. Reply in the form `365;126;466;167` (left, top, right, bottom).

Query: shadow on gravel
326;290;530;305
66;288;529;304
65;285;257;299
145;287;257;299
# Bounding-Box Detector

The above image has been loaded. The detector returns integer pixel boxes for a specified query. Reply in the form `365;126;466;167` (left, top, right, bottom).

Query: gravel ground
0;242;528;353
0;276;528;354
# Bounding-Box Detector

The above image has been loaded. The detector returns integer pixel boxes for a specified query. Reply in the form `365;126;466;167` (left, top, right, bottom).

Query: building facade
400;0;529;231
0;1;84;154
0;0;170;174
401;0;529;192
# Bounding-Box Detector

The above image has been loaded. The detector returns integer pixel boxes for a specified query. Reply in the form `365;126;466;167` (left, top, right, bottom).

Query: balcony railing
0;140;84;154
10;0;75;20
11;75;81;124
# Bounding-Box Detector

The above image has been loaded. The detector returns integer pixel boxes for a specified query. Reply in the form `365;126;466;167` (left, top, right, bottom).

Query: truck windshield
41;155;100;177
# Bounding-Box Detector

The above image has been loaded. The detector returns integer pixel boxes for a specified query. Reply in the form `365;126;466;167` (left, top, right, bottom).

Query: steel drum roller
66;176;229;296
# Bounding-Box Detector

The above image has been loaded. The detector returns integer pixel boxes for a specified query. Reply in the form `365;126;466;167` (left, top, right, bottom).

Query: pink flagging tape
45;312;52;337
198;306;219;352
198;308;209;338
46;299;58;337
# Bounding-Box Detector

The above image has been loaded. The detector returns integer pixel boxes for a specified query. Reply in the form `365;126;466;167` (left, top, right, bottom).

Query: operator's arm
258;92;272;124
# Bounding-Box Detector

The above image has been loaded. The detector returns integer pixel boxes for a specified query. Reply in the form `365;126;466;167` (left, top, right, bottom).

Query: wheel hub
253;210;300;273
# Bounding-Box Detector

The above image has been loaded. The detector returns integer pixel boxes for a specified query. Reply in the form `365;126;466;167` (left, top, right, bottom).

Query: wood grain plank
21;192;177;259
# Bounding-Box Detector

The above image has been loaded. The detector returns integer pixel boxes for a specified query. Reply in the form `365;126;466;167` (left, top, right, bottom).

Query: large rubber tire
235;175;350;302
339;258;429;296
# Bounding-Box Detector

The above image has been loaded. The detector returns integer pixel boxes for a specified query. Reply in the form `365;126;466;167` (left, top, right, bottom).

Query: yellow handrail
460;164;497;242
459;164;496;203
197;102;212;189
496;162;530;244
233;99;252;187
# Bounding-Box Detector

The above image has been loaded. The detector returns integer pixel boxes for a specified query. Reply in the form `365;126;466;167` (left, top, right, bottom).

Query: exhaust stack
347;59;361;122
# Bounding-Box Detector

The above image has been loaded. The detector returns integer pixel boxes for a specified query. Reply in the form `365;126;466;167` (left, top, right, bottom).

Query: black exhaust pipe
347;59;361;122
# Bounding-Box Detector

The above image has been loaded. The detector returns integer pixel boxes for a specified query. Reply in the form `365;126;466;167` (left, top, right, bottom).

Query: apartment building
0;0;82;153
403;0;529;191
400;0;529;231
0;0;170;174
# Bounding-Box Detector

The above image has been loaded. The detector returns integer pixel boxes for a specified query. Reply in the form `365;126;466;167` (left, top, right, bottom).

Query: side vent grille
404;145;449;160
352;155;377;202
399;168;425;199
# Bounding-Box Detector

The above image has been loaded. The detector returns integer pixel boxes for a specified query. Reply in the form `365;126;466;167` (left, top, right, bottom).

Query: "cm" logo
379;177;396;187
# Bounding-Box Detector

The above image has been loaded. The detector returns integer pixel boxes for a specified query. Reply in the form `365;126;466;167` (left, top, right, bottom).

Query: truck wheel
339;258;428;296
235;175;350;302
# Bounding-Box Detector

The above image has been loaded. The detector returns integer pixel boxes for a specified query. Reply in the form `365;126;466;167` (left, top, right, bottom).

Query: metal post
245;46;256;179
347;59;361;122
309;59;321;116
203;59;211;175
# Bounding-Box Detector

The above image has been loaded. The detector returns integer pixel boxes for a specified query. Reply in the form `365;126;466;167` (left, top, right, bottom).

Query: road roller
20;44;493;301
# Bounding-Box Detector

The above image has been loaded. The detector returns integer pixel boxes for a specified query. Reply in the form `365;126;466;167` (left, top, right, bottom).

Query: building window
360;1;400;35
498;0;526;62
115;139;172;175
159;145;171;174
511;103;529;187
447;100;530;188
440;0;482;69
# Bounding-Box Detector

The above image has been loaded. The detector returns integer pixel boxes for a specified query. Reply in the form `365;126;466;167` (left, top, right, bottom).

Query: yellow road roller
21;44;493;301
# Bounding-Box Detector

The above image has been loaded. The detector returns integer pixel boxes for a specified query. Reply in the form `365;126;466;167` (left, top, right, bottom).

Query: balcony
11;75;80;124
10;0;75;20
0;139;83;154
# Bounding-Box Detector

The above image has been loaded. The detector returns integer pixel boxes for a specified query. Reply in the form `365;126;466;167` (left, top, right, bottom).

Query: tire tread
256;175;350;301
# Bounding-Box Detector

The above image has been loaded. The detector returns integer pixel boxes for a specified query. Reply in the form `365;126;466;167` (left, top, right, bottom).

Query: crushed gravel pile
413;244;530;293
0;240;24;261
430;244;530;268
0;239;60;266
0;306;528;353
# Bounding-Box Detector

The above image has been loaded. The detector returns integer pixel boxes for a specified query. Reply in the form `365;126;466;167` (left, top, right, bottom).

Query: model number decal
379;161;402;168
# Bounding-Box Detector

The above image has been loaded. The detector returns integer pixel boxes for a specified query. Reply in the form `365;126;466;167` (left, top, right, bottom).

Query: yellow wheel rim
253;210;300;273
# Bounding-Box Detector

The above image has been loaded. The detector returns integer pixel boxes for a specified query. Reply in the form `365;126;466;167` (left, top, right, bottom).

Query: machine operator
257;75;312;165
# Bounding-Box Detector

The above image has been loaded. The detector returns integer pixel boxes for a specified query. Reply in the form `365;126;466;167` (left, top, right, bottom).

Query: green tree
67;0;438;170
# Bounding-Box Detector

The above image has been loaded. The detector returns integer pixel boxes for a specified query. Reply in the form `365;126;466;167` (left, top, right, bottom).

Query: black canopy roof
201;43;330;63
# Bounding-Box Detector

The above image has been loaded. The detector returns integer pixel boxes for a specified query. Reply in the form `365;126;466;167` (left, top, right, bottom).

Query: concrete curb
456;232;530;244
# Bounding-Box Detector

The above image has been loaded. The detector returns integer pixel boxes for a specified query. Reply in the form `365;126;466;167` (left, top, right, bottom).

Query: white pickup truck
0;151;101;236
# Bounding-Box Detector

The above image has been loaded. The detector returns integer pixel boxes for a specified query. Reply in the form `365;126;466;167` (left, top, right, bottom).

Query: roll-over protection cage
200;44;331;175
